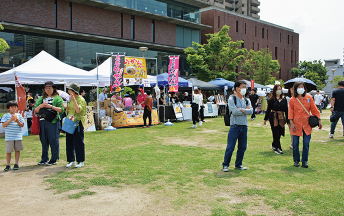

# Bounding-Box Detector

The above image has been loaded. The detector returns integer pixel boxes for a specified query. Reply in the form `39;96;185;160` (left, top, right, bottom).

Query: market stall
112;109;159;127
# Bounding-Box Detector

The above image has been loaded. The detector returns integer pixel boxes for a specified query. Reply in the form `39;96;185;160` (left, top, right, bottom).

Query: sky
260;0;344;64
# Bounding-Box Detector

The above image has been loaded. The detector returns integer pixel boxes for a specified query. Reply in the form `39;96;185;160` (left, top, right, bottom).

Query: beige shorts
5;140;23;153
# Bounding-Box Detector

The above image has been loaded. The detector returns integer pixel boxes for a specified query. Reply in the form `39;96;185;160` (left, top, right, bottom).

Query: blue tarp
208;78;235;89
150;73;190;87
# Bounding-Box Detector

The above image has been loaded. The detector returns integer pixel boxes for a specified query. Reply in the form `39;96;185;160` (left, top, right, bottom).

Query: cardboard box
103;98;117;108
93;101;104;109
106;107;114;117
99;116;109;130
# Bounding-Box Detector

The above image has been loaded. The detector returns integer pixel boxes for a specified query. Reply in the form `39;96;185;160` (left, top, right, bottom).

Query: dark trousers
270;124;283;150
39;120;60;162
66;123;85;163
316;105;322;114
192;104;199;125
251;104;256;119
199;106;204;121
143;107;152;126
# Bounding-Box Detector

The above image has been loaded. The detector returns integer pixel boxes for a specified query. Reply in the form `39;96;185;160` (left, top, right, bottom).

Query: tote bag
31;114;40;135
62;118;78;134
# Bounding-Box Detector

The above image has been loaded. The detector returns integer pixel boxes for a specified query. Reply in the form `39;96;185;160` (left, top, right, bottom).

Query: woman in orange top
288;82;322;168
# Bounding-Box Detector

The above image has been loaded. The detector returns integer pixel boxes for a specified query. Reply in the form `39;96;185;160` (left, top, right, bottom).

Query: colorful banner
168;56;179;92
111;55;125;93
124;57;147;85
251;80;255;89
15;75;26;117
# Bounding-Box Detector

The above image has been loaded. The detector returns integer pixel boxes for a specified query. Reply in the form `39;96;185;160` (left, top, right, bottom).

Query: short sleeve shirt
314;94;323;105
332;89;344;112
1;113;24;141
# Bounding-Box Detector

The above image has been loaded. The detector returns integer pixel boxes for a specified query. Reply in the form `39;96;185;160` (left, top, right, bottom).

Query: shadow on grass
281;165;317;174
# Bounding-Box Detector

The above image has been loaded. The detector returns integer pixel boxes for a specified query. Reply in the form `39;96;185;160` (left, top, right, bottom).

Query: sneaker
199;121;202;127
235;166;247;170
191;125;197;128
4;165;11;171
223;166;229;172
294;161;300;167
301;162;309;168
13;164;19;170
75;162;84;168
251;118;254;121
275;148;283;154
38;161;48;165
66;162;76;168
271;145;277;151
202;120;205;122
329;133;334;138
46;160;57;166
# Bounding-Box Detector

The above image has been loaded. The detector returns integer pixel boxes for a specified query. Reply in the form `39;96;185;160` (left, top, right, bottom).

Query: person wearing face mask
286;86;294;149
222;81;253;172
264;84;289;154
289;82;322;168
137;88;146;108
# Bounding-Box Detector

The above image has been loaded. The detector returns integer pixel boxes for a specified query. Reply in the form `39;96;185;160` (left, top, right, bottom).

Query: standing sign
124;57;147;85
15;75;28;136
111;55;125;93
251;80;255;89
168;56;179;92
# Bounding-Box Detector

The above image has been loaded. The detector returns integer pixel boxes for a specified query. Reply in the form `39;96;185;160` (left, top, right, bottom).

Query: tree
291;60;328;90
240;48;280;85
330;75;344;89
184;25;247;82
0;24;10;54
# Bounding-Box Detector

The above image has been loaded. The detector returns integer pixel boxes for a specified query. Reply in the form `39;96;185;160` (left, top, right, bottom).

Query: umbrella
283;78;317;91
57;90;70;102
208;78;235;89
257;91;266;96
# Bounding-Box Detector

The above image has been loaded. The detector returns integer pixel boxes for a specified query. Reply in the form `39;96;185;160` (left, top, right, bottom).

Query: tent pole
164;86;166;123
96;52;100;128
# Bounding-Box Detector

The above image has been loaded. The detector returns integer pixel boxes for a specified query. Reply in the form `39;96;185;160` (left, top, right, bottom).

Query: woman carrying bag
65;83;87;168
264;84;289;154
34;81;64;166
288;82;322;168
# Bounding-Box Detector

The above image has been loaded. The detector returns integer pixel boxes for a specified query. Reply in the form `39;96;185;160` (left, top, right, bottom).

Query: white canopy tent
0;51;95;85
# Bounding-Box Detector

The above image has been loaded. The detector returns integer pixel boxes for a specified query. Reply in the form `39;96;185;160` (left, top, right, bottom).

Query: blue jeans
330;111;344;134
293;131;311;163
223;125;248;167
39;120;60;162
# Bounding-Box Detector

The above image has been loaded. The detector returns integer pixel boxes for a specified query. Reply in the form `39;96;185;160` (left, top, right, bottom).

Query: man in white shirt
314;90;323;114
99;88;108;102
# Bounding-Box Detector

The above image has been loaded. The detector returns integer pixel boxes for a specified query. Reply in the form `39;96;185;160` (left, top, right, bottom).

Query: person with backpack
222;81;253;172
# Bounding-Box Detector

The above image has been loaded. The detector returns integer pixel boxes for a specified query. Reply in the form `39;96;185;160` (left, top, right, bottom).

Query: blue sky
260;0;344;64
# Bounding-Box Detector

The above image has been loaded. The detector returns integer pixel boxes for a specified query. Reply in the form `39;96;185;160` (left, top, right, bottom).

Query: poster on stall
111;54;125;93
84;106;96;132
173;103;183;119
124;57;147;85
168;56;179;92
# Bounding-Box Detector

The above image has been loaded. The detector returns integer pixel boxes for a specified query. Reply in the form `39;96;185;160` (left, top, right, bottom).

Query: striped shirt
1;113;24;141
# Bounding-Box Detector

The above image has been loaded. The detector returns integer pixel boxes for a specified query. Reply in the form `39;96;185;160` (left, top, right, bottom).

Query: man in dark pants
330;81;344;138
199;88;205;122
249;88;259;120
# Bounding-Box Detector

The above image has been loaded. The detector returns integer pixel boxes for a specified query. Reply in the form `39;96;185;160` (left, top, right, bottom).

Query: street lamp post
331;69;336;94
139;47;148;57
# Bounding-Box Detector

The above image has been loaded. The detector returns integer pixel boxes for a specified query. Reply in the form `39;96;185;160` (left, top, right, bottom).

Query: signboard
173;103;183;119
188;82;193;88
168;56;179;92
143;79;150;87
84;106;96;132
111;55;125;93
124;57;147;85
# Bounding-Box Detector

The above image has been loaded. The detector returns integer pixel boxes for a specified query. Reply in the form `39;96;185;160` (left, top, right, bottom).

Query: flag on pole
168;56;179;92
15;75;26;117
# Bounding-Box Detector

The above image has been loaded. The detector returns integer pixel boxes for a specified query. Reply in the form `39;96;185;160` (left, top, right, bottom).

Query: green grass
1;109;343;215
68;191;96;199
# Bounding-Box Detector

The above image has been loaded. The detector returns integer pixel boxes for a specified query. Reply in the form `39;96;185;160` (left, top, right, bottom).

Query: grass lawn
1;109;343;215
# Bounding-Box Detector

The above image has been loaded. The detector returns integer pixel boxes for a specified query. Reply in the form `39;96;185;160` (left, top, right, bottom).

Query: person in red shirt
289;82;322;168
142;90;153;128
137;88;146;108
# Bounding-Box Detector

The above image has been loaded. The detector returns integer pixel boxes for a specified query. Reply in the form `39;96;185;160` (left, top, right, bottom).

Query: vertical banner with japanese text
251;80;255;90
111;54;125;93
15;75;26;117
124;57;147;85
168;56;179;92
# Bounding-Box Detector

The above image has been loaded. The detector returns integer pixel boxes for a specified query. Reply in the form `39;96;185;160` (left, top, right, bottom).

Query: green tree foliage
330;75;344;89
240;48;280;85
0;24;10;54
184;25;247;82
291;60;328;90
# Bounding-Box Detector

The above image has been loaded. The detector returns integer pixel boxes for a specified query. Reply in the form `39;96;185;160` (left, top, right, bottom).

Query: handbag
31;113;40;135
39;108;57;122
62;117;78;134
296;97;319;128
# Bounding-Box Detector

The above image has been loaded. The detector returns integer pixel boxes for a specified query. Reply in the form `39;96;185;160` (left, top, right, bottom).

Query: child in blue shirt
1;101;25;171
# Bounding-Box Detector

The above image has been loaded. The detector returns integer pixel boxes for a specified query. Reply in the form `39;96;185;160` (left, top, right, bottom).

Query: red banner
168;56;179;92
15;75;26;117
251;80;255;89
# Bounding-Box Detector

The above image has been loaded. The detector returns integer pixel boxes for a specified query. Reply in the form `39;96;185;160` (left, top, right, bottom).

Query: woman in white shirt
191;88;203;128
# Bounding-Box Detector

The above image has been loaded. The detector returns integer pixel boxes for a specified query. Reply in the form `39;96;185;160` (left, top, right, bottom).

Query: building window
253;42;254;50
236;66;238;73
55;0;57;28
245;23;246;34
236;21;238;32
262;28;264;38
267;29;269;39
292;36;294;45
267;45;268;49
288;35;290;44
69;2;72;31
121;13;123;38
284;49;285;62
258;43;259;50
275;47;278;60
131;15;135;40
291;50;293;63
255;26;257;37
280;33;281;42
295;50;297;63
241;40;244;48
152;20;155;42
218;16;220;28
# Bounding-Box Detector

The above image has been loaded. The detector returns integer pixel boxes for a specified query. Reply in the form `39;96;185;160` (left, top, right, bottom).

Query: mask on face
297;88;305;95
276;90;282;95
240;88;247;96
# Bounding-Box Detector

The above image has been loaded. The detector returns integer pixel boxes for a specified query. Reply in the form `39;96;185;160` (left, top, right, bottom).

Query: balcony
214;0;225;8
250;0;260;6
250;5;260;13
224;1;234;9
251;13;260;19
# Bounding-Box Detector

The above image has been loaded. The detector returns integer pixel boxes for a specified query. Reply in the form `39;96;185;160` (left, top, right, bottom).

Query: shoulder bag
39;108;57;122
31;113;40;135
296;97;319;128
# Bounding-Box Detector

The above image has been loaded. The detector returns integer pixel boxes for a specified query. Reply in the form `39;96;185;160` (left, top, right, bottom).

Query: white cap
194;87;198;90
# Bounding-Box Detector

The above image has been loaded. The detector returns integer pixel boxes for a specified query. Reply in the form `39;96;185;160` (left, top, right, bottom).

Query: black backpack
224;96;248;126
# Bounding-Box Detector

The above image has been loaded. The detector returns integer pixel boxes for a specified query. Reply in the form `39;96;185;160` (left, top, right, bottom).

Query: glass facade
100;0;201;24
0;31;192;76
176;26;200;48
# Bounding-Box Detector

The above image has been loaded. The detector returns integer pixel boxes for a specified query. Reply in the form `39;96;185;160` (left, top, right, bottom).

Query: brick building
201;7;299;81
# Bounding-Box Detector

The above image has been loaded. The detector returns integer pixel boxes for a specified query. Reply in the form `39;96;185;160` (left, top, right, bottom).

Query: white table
204;103;218;117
